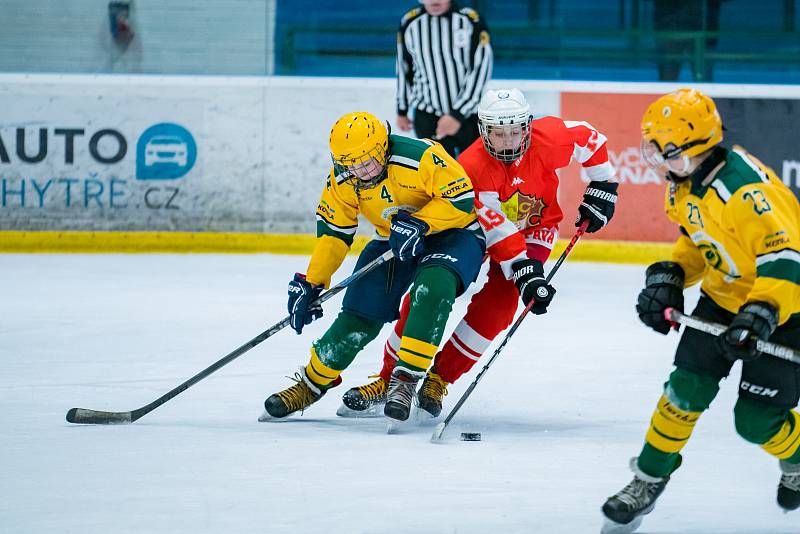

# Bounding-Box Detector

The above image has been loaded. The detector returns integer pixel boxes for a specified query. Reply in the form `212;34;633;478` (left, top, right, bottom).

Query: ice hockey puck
460;432;481;441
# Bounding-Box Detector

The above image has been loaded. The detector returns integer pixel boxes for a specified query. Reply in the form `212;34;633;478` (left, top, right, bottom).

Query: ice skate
384;367;421;422
259;369;331;420
336;375;387;418
417;370;448;418
601;457;674;534
778;460;800;512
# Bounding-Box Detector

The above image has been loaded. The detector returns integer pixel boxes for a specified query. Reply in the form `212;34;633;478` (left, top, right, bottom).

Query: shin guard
645;394;702;455
394;267;457;374
306;311;382;388
638;368;718;477
762;411;800;462
434;321;494;384
431;262;518;383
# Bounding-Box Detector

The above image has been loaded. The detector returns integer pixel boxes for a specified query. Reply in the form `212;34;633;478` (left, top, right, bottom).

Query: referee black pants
412;109;480;159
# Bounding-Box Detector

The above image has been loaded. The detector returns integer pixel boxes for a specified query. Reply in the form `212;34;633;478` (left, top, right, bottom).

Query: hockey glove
719;301;778;362
576;180;619;233
512;259;555;315
287;273;324;335
390;210;429;262
636;261;684;335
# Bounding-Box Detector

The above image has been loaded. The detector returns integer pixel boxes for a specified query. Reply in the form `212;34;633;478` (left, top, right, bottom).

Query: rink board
0;229;671;265
1;74;798;259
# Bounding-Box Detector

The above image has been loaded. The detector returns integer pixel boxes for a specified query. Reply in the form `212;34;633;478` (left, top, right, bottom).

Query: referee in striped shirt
396;0;493;157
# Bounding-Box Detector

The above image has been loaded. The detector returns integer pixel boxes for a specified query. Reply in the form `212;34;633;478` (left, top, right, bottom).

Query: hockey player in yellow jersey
261;112;484;422
602;88;800;533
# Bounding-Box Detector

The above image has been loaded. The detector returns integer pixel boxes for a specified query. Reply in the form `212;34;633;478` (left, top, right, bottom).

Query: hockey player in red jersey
337;88;619;418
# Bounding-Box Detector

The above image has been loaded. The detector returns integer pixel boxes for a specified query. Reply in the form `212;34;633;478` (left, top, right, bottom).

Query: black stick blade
66;408;133;425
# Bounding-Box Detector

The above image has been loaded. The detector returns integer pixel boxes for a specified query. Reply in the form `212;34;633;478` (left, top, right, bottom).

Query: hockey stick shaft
664;307;800;364
432;221;589;441
66;249;395;425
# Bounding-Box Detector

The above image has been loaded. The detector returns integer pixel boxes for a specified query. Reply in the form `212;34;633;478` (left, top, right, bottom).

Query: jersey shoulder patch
401;7;423;26
459;7;480;22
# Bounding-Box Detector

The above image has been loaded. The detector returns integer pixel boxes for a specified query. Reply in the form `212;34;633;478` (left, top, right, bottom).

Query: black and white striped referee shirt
396;4;493;122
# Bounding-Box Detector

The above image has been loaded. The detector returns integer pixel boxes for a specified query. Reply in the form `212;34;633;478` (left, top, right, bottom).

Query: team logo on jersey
511;177;524;186
501;191;548;229
690;230;741;283
381;204;419;221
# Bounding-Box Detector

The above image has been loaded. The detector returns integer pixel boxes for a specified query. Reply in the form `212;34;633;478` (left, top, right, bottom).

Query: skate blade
386;417;413;434
257;410;275;422
385;407;417;434
336;402;384;418
600;515;643;534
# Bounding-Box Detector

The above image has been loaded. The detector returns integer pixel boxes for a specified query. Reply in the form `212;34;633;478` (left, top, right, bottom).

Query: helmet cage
332;142;389;190
478;119;532;163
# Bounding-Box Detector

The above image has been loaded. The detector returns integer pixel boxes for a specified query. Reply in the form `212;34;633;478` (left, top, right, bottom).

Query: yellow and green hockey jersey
307;135;480;287
665;146;800;324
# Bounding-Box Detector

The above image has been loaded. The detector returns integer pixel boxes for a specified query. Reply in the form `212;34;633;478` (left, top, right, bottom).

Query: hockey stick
664;307;800;364
431;220;589;442
66;249;395;425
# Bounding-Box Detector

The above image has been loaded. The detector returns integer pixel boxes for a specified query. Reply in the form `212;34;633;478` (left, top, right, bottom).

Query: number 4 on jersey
381;185;393;203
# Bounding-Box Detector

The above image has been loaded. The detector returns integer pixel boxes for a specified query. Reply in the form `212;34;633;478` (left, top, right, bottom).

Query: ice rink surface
2;253;798;534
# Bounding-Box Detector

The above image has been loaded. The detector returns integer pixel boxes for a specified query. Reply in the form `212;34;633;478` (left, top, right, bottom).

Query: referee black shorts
412;109;479;159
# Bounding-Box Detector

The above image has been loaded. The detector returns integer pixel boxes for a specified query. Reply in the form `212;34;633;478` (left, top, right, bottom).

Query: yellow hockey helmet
641;88;723;164
329;112;390;189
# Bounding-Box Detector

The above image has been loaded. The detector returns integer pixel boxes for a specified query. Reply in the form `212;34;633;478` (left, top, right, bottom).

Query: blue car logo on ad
136;123;196;180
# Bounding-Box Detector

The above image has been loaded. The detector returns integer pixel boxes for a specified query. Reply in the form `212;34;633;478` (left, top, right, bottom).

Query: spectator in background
396;0;492;158
653;0;723;81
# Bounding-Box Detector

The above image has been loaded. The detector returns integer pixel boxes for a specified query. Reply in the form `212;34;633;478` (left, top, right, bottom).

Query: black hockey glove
576;180;619;233
287;273;324;335
512;259;555;315
390;210;429;262
636;261;684;335
719;301;778;362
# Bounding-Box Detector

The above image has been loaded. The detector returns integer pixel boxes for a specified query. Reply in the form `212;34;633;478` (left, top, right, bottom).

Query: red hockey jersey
460;115;614;277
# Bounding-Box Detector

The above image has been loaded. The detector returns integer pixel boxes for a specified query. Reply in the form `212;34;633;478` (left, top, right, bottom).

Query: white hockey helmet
477;89;532;163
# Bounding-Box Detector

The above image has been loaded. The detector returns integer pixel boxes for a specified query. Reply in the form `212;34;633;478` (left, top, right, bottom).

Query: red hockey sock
434;322;493;383
431;263;518;383
379;292;412;382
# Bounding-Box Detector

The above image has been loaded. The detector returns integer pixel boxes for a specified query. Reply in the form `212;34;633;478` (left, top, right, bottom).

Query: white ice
2;253;798;534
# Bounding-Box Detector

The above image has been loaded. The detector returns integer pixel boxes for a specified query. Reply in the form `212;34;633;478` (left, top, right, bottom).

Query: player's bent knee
733;397;788;445
665;367;720;412
411;266;458;307
313;311;384;368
